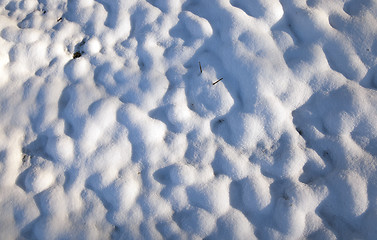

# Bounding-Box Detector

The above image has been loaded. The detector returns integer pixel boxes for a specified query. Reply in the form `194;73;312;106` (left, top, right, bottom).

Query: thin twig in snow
212;78;223;85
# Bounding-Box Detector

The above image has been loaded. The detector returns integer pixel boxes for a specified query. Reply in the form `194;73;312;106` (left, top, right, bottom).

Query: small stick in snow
212;78;223;85
57;17;63;22
73;51;82;59
199;62;202;74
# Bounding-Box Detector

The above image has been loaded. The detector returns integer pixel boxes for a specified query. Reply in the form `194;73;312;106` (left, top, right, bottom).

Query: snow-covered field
1;0;377;239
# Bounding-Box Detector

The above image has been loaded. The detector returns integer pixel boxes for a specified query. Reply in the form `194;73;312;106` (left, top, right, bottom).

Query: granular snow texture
1;0;377;239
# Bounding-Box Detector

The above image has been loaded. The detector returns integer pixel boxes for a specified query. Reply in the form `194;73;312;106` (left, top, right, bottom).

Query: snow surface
1;0;377;239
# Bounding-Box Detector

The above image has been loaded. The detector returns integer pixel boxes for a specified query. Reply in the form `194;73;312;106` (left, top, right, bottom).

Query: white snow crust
1;0;377;239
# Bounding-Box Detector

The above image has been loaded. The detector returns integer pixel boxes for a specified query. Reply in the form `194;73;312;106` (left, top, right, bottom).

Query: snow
1;0;377;239
24;161;55;193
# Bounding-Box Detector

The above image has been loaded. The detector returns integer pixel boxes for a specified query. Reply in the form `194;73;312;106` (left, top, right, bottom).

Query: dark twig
199;62;202;74
212;78;223;85
73;51;82;59
57;17;63;22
